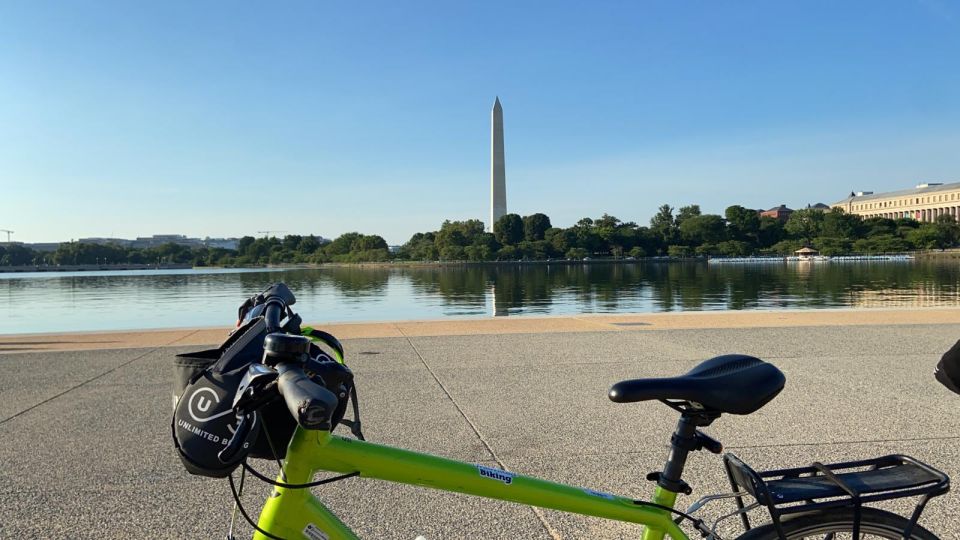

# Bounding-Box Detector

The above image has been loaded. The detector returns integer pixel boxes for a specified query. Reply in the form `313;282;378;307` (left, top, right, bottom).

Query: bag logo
187;387;233;423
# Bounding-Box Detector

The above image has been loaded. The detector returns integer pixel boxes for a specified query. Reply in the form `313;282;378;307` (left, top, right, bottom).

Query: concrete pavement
1;314;959;538
6;307;960;352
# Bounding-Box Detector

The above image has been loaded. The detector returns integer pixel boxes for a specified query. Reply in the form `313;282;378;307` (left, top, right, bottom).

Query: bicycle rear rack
723;453;949;539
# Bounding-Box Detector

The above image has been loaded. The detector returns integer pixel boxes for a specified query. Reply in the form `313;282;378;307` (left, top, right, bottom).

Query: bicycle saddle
608;354;785;415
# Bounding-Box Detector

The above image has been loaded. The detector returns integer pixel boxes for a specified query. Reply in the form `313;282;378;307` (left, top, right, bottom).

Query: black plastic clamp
670;430;723;454
647;472;693;495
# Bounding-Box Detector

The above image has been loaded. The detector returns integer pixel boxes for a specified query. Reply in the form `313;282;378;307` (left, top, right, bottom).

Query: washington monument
490;97;506;231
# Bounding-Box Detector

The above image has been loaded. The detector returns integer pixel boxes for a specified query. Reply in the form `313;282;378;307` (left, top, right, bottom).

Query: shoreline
4;306;960;353
3;249;959;273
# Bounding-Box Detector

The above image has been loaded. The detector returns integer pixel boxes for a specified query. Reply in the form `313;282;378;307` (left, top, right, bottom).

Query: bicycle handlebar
264;301;284;333
277;363;339;431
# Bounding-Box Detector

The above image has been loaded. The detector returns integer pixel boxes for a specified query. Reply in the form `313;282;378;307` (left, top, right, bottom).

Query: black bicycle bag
172;315;355;478
172;316;300;477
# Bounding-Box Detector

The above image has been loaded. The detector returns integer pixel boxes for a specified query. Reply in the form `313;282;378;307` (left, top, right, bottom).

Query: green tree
355;235;388;251
439;245;466;261
725;205;760;242
494;213;524;245
675;205;701;227
436;220;485;249
400;232;439;260
237;236;256;256
297;235;322;254
862;217;896;237
768;239;803;255
758;216;785;248
934;214;960;248
715;240;751;257
325;233;363;256
678;214;727;245
784;209;824;242
650;204;676;245
464;244;493;261
820;208;862;240
282;235;303;251
667;245;692;258
0;244;36;265
907;225;939;250
522;213;552;241
565;247;589;259
812;237;852;256
854;235;909;254
571;217;603;254
547;228;575;255
498;245;520;260
628;246;646;258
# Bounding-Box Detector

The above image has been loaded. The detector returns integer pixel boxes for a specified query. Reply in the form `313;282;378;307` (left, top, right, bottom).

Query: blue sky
2;1;959;244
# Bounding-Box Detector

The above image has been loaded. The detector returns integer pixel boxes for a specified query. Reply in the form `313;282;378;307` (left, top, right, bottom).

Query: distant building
760;205;794;221
203;237;240;250
78;237;133;247
131;234;201;249
832;181;960;222
72;235;242;250
807;203;830;212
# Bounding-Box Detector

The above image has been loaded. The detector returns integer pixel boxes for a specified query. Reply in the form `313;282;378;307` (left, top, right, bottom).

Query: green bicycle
174;287;950;539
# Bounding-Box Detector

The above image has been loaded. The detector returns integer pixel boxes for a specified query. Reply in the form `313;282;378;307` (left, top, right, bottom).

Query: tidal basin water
2;261;960;334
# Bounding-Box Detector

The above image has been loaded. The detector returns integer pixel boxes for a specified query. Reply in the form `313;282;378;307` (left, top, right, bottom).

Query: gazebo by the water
794;247;820;259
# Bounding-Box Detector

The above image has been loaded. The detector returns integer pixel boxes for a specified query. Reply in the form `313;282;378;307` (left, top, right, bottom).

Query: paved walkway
1;312;958;538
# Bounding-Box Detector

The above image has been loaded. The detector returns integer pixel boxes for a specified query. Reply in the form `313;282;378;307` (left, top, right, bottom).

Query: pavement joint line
397;329;564;540
163;329;201;347
0;336;180;426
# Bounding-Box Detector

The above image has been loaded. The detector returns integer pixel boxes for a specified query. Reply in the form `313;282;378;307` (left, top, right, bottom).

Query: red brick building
759;205;794;221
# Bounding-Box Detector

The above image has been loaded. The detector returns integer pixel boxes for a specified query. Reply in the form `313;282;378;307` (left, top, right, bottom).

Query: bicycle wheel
735;507;938;539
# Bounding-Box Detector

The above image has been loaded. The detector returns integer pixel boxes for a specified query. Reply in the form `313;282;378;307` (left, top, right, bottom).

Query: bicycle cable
228;473;287;540
242;462;360;489
631;500;708;531
227;465;246;539
262;421;288;482
254;417;360;489
226;418;361;538
224;359;365;537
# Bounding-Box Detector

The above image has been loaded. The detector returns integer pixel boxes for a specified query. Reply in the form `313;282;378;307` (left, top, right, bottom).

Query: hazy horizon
3;1;959;244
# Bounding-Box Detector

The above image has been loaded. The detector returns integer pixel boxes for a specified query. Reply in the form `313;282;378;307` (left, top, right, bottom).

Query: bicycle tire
735;507;938;539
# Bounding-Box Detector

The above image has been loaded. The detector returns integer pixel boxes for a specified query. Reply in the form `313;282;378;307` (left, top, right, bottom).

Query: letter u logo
186;388;231;423
197;397;212;412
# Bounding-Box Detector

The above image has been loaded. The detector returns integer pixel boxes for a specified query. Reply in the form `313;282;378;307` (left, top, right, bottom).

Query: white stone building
831;182;960;222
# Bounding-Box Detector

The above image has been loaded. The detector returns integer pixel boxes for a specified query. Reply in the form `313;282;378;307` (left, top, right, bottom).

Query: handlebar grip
277;365;338;430
264;301;283;333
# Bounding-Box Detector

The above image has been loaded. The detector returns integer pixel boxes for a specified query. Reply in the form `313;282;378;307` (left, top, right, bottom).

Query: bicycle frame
253;428;689;540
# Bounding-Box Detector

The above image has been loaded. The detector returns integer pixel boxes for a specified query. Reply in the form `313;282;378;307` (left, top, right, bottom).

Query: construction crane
256;230;287;238
0;229;13;243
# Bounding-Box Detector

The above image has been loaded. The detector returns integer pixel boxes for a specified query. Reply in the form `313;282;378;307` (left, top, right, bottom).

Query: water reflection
1;261;959;334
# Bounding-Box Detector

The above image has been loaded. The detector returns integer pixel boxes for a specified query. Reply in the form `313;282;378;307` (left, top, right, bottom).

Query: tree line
3;204;959;267
0;232;390;267
399;205;960;261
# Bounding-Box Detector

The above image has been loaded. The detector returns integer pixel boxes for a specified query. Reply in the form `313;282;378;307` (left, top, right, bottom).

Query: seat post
657;414;698;493
652;410;720;494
